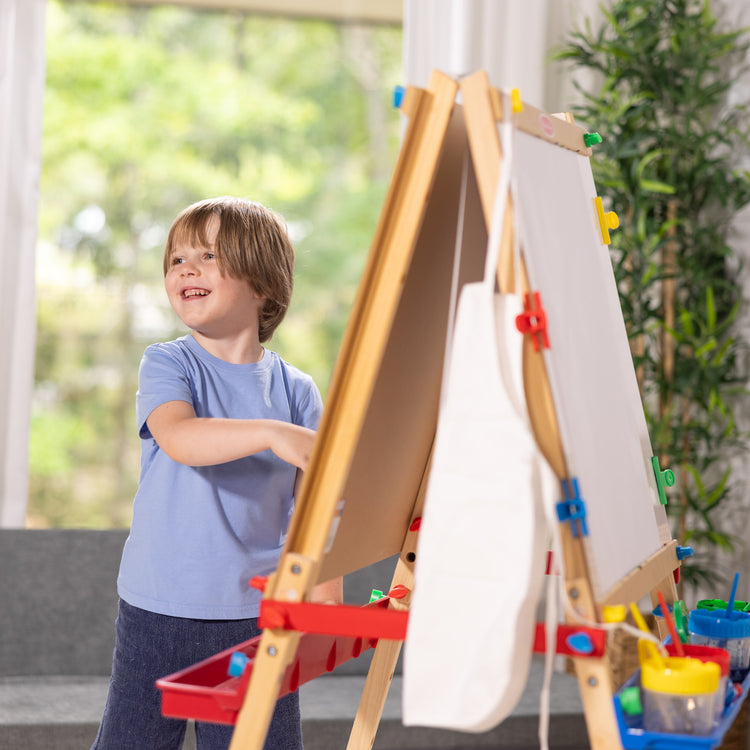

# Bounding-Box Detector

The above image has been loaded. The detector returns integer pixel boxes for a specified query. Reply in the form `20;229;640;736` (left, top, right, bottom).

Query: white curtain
403;0;603;113
0;0;47;527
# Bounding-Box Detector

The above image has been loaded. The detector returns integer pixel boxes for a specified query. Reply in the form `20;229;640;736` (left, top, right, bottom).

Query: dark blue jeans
92;599;302;750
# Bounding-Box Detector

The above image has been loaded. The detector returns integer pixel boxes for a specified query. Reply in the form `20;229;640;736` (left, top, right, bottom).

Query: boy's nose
180;260;199;275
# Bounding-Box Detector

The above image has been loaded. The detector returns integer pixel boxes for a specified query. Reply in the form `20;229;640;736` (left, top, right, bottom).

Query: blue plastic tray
614;667;750;749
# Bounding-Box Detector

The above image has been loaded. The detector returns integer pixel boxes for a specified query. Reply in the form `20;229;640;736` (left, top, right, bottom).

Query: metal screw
588;676;598;687
291;564;301;575
569;587;579;599
268;646;277;656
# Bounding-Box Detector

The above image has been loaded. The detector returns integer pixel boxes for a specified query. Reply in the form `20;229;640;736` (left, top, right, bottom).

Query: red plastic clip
249;575;268;592
261;601;288;630
388;585;410;600
515;291;550;351
409;517;422;532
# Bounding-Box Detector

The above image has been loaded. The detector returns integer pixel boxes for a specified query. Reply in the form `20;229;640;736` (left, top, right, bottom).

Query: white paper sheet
514;130;663;597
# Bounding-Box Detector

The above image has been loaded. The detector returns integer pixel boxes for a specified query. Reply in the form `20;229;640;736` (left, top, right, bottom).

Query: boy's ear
247;282;266;301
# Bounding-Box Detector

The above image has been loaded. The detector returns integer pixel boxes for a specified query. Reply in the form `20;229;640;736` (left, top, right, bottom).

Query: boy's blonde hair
164;197;294;342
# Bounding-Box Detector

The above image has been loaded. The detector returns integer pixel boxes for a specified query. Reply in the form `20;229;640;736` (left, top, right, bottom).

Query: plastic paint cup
665;643;730;724
688;609;750;682
641;656;720;736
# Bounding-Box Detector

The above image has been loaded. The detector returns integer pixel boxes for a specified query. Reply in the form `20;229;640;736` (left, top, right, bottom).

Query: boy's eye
204;252;216;261
171;256;185;265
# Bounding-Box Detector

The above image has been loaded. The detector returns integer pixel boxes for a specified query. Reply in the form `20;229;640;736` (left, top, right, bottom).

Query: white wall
714;0;750;594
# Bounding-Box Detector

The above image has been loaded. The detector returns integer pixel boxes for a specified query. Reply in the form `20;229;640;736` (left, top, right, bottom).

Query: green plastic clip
369;589;385;603
651;456;675;505
673;600;689;644
583;132;603;147
619;686;642;716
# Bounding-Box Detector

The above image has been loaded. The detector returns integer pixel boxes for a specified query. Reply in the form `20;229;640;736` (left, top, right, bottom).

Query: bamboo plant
556;0;750;591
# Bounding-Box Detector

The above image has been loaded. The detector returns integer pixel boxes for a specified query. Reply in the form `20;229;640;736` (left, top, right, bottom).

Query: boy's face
165;216;264;340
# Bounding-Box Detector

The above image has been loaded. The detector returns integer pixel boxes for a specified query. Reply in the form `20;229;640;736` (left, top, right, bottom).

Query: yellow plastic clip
602;604;627;624
594;196;619;245
510;88;524;114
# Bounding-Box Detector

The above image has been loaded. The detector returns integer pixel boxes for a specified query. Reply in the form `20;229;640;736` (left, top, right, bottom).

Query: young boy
92;197;341;750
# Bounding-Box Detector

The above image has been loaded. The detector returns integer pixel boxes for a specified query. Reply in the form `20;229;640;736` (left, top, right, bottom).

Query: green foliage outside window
31;1;402;527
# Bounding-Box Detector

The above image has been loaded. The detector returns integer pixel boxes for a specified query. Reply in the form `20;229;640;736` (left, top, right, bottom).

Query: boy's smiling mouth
182;287;210;299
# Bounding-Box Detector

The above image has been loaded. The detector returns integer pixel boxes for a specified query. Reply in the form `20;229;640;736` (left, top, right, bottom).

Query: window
30;0;402;527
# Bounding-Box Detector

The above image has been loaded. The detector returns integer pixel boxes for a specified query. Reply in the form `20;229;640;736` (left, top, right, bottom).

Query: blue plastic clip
556;477;588;538
393;85;406;109
675;545;694;561
651;456;675;505
228;651;249;678
566;631;594;655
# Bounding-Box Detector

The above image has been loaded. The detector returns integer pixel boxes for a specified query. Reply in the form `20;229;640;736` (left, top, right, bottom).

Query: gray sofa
0;529;587;749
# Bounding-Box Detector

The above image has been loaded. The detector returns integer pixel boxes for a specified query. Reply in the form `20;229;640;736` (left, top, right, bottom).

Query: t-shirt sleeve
136;344;194;439
296;378;324;431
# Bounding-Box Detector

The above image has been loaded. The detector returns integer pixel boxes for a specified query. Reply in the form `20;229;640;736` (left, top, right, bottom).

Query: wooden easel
163;70;691;750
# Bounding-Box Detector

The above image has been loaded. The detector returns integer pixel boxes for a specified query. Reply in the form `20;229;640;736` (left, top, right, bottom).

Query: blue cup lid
688;608;750;639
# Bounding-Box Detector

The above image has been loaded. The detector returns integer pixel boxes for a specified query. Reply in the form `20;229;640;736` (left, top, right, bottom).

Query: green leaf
705;286;716;330
639;179;677;194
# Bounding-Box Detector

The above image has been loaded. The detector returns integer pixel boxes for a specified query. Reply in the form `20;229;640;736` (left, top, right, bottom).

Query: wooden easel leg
230;555;317;750
572;654;622;750
560;522;624;750
347;539;419;749
347;637;403;750
229;628;301;750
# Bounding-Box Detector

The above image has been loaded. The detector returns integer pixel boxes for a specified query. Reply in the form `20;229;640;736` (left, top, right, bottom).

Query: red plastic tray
157;602;386;725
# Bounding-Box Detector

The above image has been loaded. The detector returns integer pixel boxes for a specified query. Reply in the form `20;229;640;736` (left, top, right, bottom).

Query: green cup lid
697;599;750;613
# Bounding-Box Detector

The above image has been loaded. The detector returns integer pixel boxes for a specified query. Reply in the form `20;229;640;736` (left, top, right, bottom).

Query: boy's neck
191;330;264;364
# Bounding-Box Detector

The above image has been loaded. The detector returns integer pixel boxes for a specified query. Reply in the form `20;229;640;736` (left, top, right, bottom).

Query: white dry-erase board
513;129;670;598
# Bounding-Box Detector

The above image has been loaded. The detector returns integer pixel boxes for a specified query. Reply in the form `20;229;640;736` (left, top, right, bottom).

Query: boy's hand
269;423;317;471
311;576;344;605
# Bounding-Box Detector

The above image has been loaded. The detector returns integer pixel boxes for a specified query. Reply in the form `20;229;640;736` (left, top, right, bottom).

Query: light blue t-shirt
117;335;323;619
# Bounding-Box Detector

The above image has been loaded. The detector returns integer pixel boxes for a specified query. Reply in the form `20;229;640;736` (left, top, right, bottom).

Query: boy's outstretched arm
146;400;316;470
311;577;344;605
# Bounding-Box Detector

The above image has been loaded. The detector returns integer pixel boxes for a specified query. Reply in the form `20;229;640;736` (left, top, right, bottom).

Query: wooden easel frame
222;70;683;750
229;69;463;750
